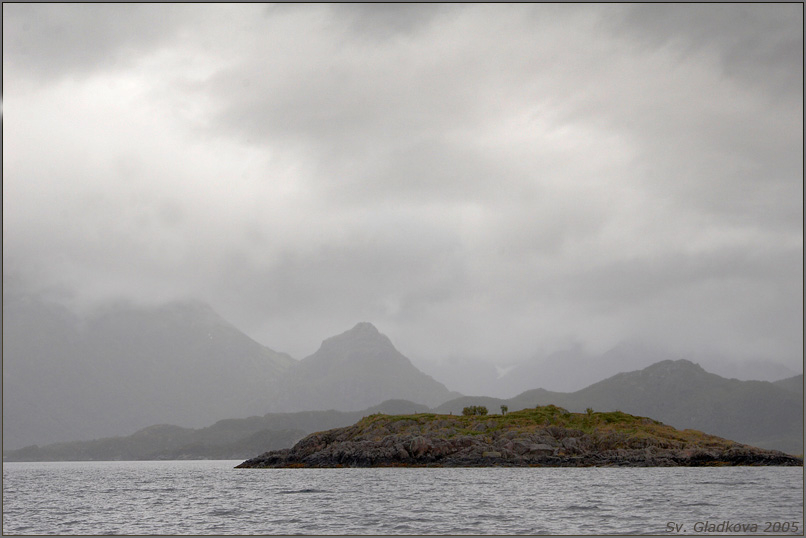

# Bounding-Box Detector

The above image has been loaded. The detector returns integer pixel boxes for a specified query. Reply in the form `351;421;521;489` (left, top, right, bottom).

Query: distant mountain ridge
2;282;459;450
4;280;801;456
434;360;804;454
4;399;430;462
3;289;296;450
420;341;801;397
6;361;802;461
774;374;804;397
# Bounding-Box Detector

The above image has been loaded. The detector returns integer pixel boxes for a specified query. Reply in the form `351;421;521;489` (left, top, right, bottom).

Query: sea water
2;460;803;535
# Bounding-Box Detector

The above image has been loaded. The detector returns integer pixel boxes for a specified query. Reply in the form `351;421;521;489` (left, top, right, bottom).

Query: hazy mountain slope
3;287;296;450
3;285;99;449
773;374;803;397
697;358;799;383
559;360;802;453
494;342;677;395
4;423;305;462
279;322;461;411
5;279;796;458
447;341;800;397
4;283;457;451
409;355;508;397
80;300;296;421
435;360;803;454
4;399;430;461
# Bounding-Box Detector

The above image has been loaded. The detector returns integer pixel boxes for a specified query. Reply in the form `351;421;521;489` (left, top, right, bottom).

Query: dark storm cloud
3;3;802;371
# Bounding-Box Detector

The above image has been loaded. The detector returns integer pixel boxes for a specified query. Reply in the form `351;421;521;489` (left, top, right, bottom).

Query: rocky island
236;405;803;468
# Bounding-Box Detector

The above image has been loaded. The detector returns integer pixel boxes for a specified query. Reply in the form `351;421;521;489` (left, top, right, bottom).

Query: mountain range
415;341;801;397
3;281;802;456
5;362;802;461
5;399;430;462
3;281;456;450
4;286;292;449
433;361;803;454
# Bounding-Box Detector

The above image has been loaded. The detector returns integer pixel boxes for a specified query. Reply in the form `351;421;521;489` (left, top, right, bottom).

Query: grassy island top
237;404;804;467
346;405;743;450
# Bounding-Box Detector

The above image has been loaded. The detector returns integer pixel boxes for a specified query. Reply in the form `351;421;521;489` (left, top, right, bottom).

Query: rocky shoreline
236;406;803;468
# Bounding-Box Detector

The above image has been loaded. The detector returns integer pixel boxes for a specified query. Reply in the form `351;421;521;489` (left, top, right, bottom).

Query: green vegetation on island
237;405;804;468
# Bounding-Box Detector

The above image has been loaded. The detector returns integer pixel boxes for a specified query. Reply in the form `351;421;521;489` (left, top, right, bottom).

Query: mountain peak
290;323;459;410
630;360;708;381
349;321;380;334
326;322;389;347
648;359;706;373
306;322;396;361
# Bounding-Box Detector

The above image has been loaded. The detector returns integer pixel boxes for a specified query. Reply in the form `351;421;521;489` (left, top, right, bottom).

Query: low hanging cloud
3;4;802;368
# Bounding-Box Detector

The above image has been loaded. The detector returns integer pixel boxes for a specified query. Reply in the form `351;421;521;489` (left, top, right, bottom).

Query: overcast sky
3;3;803;370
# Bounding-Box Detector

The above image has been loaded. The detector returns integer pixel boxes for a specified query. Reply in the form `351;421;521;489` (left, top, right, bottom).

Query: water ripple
2;462;802;535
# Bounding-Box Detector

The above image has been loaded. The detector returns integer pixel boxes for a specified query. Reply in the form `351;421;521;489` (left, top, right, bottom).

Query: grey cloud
610;3;803;102
3;4;802;372
329;3;457;41
208;233;467;359
2;3;187;81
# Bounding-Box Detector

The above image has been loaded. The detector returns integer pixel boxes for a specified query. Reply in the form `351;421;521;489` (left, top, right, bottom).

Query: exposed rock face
236;406;804;468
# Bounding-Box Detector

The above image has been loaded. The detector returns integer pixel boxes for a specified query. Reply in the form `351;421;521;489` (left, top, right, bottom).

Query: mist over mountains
3;281;456;450
414;342;800;398
3;279;802;455
4;285;292;449
6;363;802;461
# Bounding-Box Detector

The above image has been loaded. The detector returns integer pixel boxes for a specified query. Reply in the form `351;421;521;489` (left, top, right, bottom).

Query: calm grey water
2;460;803;535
